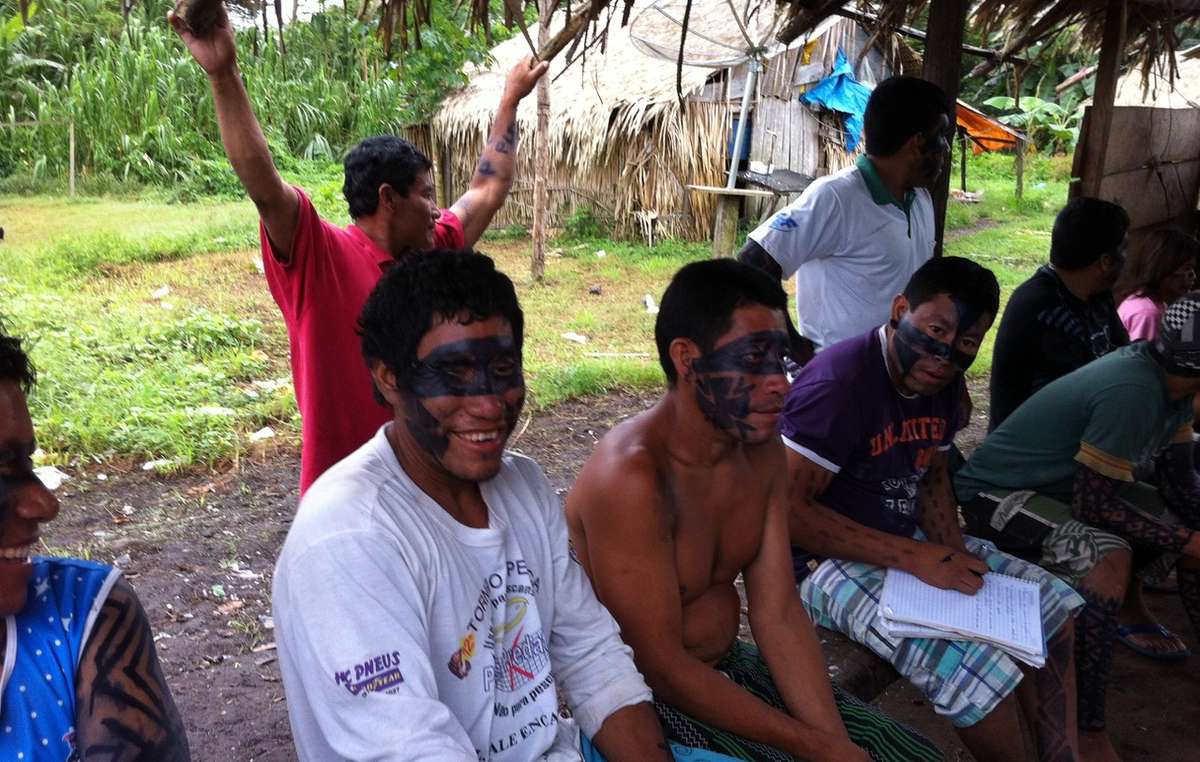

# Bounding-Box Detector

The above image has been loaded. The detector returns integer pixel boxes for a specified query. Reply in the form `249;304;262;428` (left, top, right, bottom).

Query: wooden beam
833;7;1027;65
922;0;969;257
1077;0;1127;198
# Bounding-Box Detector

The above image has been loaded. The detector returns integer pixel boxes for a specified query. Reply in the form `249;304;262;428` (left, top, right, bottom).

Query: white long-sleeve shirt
273;425;651;761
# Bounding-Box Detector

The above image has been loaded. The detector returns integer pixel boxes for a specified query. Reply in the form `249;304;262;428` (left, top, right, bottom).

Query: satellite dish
628;0;783;69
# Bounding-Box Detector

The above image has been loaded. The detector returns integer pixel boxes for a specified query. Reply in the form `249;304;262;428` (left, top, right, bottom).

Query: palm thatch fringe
432;3;726;240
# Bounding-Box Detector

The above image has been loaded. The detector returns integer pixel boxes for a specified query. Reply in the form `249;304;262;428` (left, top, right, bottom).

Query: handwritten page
881;570;1044;660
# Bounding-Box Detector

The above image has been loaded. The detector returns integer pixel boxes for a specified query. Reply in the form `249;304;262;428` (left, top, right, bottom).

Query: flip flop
1116;623;1191;662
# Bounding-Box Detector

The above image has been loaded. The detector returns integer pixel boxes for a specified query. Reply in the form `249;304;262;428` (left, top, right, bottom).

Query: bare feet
1079;729;1122;762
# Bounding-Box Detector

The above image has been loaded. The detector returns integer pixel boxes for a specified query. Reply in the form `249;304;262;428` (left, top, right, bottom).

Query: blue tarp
799;49;872;152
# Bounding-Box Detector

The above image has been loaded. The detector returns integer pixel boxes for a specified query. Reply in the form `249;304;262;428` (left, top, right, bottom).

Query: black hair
903;256;1000;324
0;321;35;392
358;250;524;403
1114;229;1200;304
655;259;788;384
1049;197;1131;270
342;136;434;219
864;76;952;157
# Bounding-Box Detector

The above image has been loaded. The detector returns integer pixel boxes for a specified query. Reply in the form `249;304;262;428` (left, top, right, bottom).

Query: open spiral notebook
880;569;1046;667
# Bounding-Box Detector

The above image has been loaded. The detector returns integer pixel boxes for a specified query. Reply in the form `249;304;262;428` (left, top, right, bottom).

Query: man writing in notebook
784;257;1085;762
566;260;940;762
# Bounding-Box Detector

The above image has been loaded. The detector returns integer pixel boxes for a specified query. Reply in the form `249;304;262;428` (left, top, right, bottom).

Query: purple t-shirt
780;326;962;544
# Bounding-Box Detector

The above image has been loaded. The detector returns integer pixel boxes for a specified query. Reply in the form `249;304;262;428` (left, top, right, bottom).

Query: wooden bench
816;628;900;702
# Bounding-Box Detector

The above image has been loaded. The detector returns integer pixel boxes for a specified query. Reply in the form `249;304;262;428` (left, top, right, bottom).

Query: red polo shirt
261;190;464;494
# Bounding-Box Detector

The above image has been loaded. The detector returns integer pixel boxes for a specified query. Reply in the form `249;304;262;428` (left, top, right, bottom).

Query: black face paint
690;330;788;441
403;396;452;459
893;318;978;374
404;336;524;399
691;331;791;376
694;375;755;441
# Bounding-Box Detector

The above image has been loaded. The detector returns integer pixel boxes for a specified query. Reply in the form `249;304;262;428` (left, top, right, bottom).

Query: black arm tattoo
1072;463;1193;553
1155;442;1200;528
75;579;191;761
493;120;517;155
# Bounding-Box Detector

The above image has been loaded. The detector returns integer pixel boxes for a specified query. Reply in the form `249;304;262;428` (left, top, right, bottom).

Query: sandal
1116;623;1191;662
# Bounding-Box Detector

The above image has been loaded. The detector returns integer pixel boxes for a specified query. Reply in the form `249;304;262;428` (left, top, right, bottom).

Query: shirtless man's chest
665;453;772;663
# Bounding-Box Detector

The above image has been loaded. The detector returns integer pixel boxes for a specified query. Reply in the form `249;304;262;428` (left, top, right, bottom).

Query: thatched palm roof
482;1;1200;91
434;6;716;176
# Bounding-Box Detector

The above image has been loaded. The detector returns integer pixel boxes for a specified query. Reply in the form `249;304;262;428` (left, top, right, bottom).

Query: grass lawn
0;151;1071;470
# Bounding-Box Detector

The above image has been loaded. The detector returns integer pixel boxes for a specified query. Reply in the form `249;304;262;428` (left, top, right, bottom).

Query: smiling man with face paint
0;326;189;761
272;250;677;762
783;257;1088;762
566;260;940;762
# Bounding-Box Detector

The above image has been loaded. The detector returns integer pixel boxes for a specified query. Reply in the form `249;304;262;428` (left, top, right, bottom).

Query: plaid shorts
799;536;1085;728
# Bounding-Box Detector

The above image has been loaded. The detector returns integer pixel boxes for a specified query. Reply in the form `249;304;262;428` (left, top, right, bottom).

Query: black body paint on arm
1155;442;1200;528
76;579;190;761
735;239;783;281
493;121;517;155
1072;463;1192;552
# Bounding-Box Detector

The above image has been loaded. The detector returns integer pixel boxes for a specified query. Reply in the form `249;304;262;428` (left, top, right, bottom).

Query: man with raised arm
0;325;190;760
783;257;1085;762
566;260;941;762
170;3;547;492
273;250;678;761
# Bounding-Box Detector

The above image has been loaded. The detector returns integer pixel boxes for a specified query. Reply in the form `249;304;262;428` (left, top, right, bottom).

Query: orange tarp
956;99;1025;154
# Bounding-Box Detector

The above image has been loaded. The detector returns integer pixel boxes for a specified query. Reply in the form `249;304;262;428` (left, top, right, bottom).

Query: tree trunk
531;0;552;281
921;0;969;257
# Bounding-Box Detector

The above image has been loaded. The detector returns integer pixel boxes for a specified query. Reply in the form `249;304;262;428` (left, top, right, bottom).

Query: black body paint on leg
1073;589;1119;731
1176;563;1200;638
1034;624;1076;762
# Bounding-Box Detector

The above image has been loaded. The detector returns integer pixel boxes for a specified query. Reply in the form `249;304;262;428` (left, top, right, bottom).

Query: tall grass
1;0;500;195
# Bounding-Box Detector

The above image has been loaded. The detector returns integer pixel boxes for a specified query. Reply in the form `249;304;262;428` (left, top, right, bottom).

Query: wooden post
68;121;76;198
921;0;969;257
530;0;551;281
959;127;967;192
1015;138;1025;200
1077;0;1126;198
1012;64;1025;200
712;196;740;258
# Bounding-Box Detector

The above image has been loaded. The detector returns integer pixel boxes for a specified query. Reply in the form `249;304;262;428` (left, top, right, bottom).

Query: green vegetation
2;151;1066;471
1;0;509;196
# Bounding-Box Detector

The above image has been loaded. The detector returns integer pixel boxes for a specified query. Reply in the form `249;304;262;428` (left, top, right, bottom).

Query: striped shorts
800;536;1085;728
653;640;942;762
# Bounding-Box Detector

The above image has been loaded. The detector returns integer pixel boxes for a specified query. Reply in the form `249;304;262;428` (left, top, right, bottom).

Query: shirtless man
566;260;940;762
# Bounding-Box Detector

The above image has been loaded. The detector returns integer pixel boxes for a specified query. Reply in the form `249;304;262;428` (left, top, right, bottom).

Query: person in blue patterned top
0;324;190;760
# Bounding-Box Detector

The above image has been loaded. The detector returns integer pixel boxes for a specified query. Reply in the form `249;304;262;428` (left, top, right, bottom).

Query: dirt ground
44;386;1200;761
